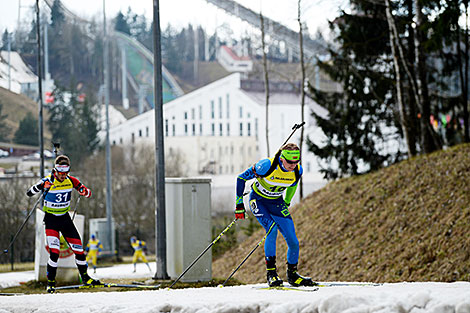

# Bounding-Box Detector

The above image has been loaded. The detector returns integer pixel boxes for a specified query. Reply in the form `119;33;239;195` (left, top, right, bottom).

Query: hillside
213;143;470;283
0;87;51;143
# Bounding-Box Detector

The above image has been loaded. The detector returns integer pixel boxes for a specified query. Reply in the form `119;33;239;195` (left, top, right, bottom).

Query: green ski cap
281;149;300;161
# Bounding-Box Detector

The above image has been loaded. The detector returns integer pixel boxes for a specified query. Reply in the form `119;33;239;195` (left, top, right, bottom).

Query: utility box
166;177;212;282
34;210;85;283
89;218;116;257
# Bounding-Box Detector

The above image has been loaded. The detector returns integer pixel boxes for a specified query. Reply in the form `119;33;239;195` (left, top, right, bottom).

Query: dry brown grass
0;87;51;142
213;144;470;284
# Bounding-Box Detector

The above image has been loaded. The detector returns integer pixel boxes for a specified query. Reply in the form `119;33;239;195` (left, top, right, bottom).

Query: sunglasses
284;158;300;165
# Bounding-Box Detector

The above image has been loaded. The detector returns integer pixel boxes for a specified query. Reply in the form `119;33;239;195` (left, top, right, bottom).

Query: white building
0;51;38;96
217;46;253;75
0;50;55;100
108;73;328;212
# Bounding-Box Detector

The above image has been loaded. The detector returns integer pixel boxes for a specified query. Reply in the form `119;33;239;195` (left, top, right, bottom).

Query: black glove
235;203;246;220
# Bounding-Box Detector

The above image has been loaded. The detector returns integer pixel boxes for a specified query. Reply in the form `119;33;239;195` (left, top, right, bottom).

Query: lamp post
103;0;113;256
152;0;168;280
36;0;44;178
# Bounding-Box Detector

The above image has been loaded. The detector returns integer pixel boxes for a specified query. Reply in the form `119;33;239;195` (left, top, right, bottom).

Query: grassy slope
0;87;51;143
213;144;470;283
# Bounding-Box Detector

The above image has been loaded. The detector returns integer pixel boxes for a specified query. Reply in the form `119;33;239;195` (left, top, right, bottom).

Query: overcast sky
0;0;347;39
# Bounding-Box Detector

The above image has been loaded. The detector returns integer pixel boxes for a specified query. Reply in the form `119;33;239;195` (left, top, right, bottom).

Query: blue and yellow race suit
131;240;149;264
85;238;103;268
236;155;303;264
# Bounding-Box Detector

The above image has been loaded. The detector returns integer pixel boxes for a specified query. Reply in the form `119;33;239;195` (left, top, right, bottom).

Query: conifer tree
13;112;38;146
306;0;405;179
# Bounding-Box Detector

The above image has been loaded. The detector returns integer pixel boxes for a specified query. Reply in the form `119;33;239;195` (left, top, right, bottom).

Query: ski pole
222;221;276;286
71;196;81;221
280;122;305;148
169;218;238;288
3;194;43;254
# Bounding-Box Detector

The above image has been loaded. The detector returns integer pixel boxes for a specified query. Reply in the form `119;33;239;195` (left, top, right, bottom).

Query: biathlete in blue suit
235;143;316;287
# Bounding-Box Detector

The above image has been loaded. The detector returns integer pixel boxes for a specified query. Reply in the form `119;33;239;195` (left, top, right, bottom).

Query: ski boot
80;272;102;286
267;269;283;287
266;256;283;287
287;263;317;287
46;279;56;293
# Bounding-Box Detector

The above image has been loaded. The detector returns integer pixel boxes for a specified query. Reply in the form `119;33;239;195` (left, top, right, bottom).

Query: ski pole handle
280;122;305;148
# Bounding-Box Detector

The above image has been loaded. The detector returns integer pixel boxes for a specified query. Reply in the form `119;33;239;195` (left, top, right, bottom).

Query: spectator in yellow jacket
130;236;152;273
85;234;103;273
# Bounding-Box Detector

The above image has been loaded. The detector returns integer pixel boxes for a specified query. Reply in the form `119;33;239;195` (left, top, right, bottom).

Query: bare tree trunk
297;0;305;199
385;0;441;153
385;0;413;158
413;0;440;152
405;0;418;155
464;1;470;142
456;7;467;142
260;13;270;156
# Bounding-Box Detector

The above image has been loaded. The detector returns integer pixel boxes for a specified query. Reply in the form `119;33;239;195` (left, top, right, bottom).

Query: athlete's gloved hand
43;178;53;190
78;185;92;198
235;203;246;220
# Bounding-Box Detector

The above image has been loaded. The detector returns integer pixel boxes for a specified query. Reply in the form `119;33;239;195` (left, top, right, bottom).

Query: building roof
220;45;251;61
0;51;37;86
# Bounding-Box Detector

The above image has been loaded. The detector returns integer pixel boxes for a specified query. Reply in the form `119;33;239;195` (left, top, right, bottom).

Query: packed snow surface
1;262;470;313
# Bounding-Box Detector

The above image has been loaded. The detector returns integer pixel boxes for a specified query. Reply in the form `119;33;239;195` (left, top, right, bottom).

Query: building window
219;123;223;136
112;140;116;145
239;123;243;136
226;94;230;118
172;124;175;136
184;111;188;120
211;123;215;136
191;108;195;120
199;105;202;119
146;126;149;137
247;122;251;136
192;124;196;136
219;97;223;118
255;118;259;139
165;119;169;137
131;133;135;144
227;123;230;136
211;100;215;119
139;129;142;137
120;138;123;144
239;106;243;118
184;124;188;135
199;123;203;135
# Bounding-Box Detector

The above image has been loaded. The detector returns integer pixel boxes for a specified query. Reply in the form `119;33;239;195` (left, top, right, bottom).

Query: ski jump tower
205;0;325;60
